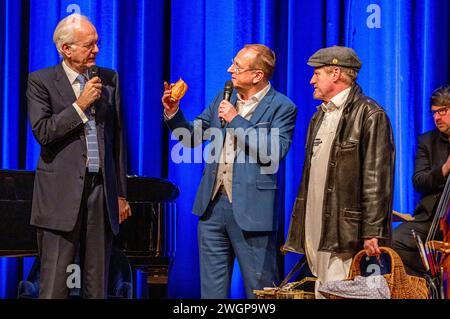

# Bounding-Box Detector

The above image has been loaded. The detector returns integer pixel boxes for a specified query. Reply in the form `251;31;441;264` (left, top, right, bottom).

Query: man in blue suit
162;44;297;298
27;14;131;298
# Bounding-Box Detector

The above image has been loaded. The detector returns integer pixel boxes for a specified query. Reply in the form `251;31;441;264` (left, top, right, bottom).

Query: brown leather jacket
284;83;395;254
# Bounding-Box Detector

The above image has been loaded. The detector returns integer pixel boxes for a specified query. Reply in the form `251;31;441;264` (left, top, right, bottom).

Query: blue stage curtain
0;0;24;299
1;0;449;298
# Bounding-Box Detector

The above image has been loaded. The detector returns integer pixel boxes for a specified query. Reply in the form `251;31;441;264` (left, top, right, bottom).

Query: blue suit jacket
27;63;127;235
166;86;297;231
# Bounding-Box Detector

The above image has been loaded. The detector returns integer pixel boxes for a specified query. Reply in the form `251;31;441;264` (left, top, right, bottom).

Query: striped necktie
77;74;100;173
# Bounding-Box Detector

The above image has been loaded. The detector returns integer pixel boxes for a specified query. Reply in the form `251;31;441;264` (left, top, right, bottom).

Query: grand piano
0;169;178;298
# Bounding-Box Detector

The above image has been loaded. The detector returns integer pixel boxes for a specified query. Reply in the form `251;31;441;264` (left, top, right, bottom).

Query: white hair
53;13;90;57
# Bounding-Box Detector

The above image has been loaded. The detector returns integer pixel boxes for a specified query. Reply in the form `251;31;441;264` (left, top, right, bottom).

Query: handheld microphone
87;65;99;79
221;80;234;128
87;66;99;116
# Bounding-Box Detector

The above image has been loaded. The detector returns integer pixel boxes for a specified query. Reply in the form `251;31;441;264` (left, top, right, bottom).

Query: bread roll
170;78;188;102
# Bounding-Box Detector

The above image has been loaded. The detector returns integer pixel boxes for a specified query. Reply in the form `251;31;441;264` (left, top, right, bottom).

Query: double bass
424;174;450;299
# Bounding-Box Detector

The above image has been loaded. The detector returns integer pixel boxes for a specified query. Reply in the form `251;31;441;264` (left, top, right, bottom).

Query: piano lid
126;175;179;202
0;170;180;202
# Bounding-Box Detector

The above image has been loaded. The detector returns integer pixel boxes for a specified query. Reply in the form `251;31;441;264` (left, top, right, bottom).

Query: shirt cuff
73;103;89;123
164;107;179;121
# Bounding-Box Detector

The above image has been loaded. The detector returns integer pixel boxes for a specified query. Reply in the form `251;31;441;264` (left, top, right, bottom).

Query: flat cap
307;46;362;71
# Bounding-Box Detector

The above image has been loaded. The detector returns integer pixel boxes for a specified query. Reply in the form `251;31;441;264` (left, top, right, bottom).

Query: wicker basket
254;288;315;299
328;246;428;299
254;277;316;299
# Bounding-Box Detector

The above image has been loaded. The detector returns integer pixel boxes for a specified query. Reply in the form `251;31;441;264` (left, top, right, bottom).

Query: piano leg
130;265;169;299
146;266;169;299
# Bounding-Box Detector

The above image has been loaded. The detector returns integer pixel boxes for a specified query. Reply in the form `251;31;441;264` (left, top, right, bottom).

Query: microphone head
87;66;99;79
223;80;234;102
224;80;234;93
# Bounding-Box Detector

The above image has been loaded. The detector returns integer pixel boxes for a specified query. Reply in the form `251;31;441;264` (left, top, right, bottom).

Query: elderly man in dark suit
27;13;131;298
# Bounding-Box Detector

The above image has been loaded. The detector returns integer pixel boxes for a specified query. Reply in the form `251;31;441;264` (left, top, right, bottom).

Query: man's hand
442;154;450;177
364;238;381;256
218;100;238;124
118;197;132;224
162;82;180;117
76;76;102;111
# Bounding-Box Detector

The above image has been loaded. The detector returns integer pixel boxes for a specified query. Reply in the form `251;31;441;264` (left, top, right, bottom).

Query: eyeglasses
230;59;259;75
70;39;100;51
431;106;450;117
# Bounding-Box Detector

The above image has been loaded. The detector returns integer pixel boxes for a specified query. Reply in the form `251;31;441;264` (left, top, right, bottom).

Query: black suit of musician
393;86;450;277
26;14;131;298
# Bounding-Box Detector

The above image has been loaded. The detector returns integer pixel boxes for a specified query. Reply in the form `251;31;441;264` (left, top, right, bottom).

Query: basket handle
348;249;365;278
348;246;397;279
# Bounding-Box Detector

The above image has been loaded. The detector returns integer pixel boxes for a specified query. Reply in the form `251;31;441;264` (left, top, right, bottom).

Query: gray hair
324;65;358;85
53;13;90;57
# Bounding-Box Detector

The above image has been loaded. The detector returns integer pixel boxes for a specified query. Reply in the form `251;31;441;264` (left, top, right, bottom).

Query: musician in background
27;13;130;298
393;85;450;277
162;44;297;298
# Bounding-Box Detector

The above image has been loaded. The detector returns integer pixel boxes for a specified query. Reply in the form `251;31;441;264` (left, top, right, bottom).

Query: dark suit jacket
412;130;450;222
166;87;297;231
26;63;127;235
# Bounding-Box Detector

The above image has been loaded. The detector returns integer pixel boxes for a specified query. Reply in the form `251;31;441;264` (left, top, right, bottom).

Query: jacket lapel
233;87;274;160
310;111;324;145
308;83;361;155
248;87;275;125
54;63;87;147
54;63;77;106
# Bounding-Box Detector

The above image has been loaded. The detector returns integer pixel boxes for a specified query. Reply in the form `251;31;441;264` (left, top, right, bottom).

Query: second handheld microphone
87;66;99;116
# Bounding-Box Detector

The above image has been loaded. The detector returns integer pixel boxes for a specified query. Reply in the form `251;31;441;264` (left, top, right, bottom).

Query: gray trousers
37;172;112;299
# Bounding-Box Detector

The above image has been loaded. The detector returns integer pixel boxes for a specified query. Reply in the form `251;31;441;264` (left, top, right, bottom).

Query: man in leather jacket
392;85;450;277
283;46;395;297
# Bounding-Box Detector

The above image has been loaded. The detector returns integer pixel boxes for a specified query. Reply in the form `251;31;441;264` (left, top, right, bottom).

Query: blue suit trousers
198;193;279;298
